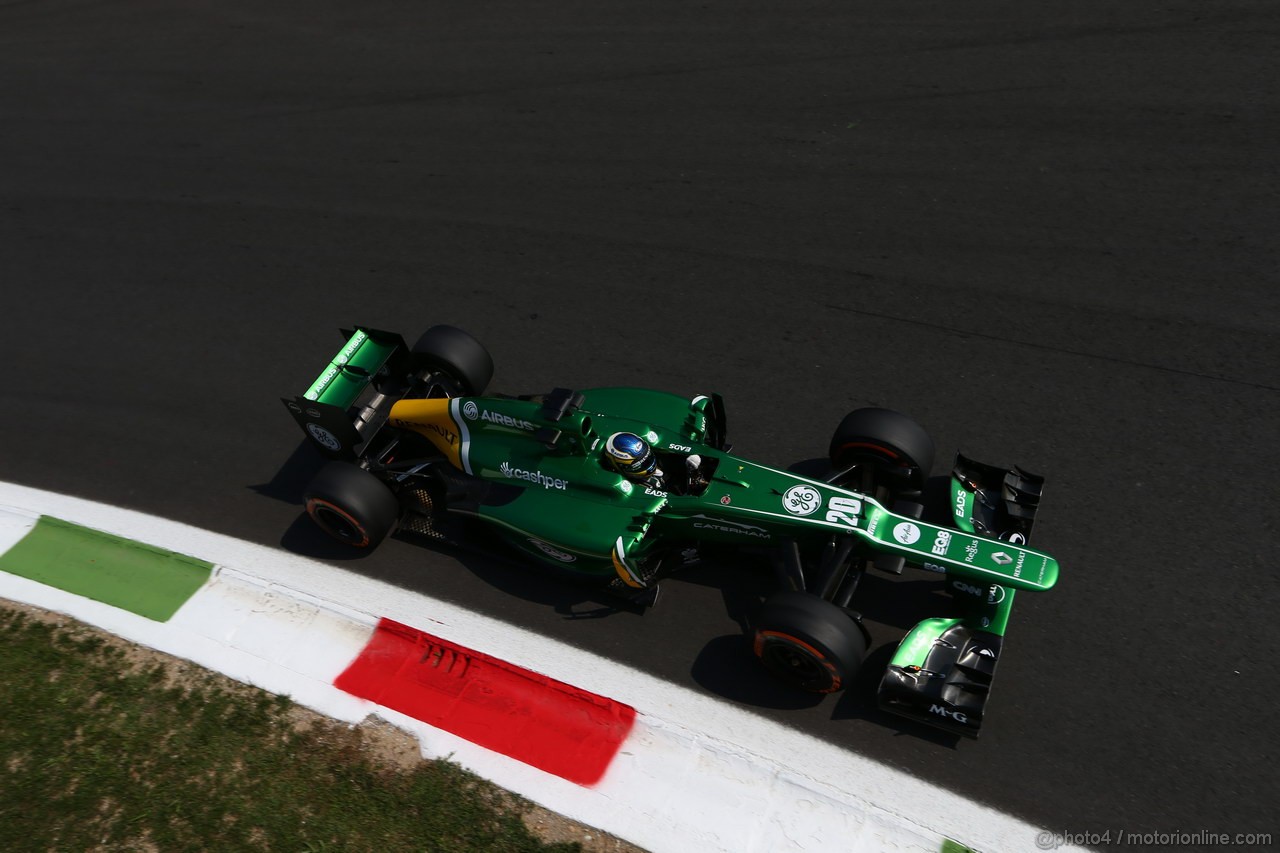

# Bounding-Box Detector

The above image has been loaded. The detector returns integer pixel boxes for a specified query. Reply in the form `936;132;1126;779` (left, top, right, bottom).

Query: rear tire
412;326;494;395
304;462;400;549
828;407;934;497
751;592;866;693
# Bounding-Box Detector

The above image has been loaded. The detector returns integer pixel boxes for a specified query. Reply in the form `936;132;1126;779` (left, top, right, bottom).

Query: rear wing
281;326;410;459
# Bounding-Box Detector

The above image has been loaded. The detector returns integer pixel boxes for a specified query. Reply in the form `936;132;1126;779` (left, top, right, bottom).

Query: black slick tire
828;407;935;496
751;591;867;693
304;462;400;549
412;326;494;395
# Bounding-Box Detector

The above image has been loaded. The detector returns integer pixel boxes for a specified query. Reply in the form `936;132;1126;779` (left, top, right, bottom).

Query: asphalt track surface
3;1;1277;848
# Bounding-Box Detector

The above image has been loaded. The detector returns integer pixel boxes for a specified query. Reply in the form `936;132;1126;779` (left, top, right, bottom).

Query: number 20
825;496;862;527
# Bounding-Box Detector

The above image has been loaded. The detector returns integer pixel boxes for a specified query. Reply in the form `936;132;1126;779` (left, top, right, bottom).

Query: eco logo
931;529;952;555
893;522;922;545
462;401;479;420
782;484;822;516
498;461;568;490
306;423;342;452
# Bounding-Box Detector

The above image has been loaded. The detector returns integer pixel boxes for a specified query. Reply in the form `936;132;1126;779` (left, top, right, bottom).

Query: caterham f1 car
282;325;1059;738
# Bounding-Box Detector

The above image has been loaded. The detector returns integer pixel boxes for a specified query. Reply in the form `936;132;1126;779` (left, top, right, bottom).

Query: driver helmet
604;432;660;482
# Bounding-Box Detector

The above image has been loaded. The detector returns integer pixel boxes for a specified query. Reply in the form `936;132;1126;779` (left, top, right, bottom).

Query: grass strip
0;603;585;853
0;517;211;621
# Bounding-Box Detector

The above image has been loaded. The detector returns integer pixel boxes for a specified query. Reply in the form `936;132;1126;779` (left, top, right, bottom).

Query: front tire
751;592;867;693
828;407;934;497
304;462;400;549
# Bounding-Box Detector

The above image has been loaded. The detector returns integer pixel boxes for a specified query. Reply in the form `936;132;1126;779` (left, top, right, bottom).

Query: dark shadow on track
279;512;389;562
250;440;326;506
691;634;826;711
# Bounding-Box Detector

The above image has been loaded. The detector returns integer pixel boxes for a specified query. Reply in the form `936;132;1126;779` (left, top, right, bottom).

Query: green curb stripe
0;516;212;621
941;839;978;853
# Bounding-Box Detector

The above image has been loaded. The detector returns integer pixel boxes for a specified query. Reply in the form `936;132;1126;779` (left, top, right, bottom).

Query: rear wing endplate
281;326;409;458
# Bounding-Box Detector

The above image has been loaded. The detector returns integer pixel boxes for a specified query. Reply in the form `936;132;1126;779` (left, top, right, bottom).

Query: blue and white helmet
604;432;659;481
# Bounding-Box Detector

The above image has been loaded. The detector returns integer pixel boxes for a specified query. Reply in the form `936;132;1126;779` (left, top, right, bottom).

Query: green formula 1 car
282;325;1059;738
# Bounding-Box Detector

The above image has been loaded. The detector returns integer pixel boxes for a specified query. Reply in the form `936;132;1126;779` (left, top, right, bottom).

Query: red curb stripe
334;618;636;786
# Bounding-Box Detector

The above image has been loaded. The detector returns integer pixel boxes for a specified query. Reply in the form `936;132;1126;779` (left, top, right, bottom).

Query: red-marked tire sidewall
752;592;867;694
303;462;400;550
828;407;935;496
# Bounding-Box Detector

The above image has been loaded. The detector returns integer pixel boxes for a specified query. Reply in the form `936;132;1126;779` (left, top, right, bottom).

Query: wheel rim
308;500;369;547
757;632;838;692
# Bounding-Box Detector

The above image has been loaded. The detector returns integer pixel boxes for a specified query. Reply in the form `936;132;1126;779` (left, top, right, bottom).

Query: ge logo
782;485;822;516
306;423;342;452
462;401;479;420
